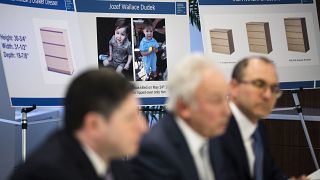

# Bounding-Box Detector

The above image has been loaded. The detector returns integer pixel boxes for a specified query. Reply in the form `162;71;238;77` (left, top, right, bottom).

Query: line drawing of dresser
40;27;74;75
246;22;272;54
210;28;235;55
284;17;309;53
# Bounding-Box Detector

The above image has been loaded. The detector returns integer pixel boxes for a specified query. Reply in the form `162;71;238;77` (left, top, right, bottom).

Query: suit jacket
130;112;232;180
9;130;132;180
219;116;287;180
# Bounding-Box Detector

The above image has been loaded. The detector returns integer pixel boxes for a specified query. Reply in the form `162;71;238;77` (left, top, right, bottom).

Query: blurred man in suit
220;56;307;180
130;54;231;180
10;69;147;180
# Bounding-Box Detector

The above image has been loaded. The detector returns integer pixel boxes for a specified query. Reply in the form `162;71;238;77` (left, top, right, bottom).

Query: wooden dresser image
284;17;309;52
246;22;272;54
210;28;234;55
40;27;74;75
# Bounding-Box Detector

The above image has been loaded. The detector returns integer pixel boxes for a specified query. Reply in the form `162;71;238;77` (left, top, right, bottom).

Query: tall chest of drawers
246;22;272;54
40;27;74;75
284;17;309;52
210;29;235;55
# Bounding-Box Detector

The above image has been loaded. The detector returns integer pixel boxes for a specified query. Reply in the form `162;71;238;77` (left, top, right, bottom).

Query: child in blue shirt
103;18;132;74
139;20;159;81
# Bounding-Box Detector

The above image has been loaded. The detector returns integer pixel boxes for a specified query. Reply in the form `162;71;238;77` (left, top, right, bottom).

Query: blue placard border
11;97;167;106
10;80;320;106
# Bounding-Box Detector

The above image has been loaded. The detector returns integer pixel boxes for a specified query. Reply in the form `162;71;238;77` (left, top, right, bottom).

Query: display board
198;0;320;89
0;0;190;106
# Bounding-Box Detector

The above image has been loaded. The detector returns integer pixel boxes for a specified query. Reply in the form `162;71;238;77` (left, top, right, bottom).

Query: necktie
252;128;264;180
105;168;114;180
199;143;215;180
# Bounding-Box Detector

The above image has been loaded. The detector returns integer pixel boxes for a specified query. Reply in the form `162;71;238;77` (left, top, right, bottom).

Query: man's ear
82;112;101;132
229;79;239;99
176;98;191;120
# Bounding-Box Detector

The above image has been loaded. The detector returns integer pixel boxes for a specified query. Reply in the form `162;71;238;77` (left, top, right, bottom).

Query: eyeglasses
238;79;282;98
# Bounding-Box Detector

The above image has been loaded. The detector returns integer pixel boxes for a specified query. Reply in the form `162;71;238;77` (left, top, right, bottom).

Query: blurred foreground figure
9;69;147;180
130;54;232;180
219;56;307;180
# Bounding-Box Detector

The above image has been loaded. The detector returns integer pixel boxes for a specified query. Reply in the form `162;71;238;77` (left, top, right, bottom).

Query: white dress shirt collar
229;102;257;142
175;115;215;180
176;115;207;155
82;144;109;177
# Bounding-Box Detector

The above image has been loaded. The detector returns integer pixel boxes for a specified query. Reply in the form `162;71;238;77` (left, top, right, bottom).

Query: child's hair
143;19;153;30
114;18;130;35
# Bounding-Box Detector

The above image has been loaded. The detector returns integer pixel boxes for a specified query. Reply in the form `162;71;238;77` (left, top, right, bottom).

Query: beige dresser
210;29;234;55
284;17;309;52
40;27;74;75
246;22;272;54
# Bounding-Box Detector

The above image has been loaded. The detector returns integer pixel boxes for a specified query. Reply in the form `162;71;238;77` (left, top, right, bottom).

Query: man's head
64;69;147;160
230;56;282;123
114;18;130;45
142;19;154;40
167;55;230;138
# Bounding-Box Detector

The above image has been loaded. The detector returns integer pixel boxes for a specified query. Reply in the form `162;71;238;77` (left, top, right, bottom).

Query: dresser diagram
284;17;309;53
246;22;272;54
210;28;235;55
40;27;74;75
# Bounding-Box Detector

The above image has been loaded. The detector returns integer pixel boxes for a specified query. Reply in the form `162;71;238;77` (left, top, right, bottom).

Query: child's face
115;27;127;45
143;26;153;40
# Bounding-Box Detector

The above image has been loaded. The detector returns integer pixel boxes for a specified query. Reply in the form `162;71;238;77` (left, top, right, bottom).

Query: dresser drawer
43;43;68;59
287;38;305;45
248;38;268;46
247;31;266;39
45;55;73;75
211;38;230;46
285;32;304;39
246;24;266;32
284;19;303;26
249;44;272;54
40;28;66;45
285;26;303;33
288;44;309;52
210;31;229;39
212;44;234;54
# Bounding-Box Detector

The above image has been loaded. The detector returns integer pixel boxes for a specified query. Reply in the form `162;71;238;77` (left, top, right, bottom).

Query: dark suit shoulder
138;113;181;164
111;160;134;180
218;116;251;180
9;130;100;180
130;113;185;180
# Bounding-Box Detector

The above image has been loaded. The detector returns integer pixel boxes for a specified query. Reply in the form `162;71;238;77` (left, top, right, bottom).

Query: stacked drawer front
284;17;309;52
246;22;272;54
40;27;74;75
210;29;234;55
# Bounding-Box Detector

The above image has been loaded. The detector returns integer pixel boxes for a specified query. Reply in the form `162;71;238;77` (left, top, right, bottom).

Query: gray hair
166;54;221;111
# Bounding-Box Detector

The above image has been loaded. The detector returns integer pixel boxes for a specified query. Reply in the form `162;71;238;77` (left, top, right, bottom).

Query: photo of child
133;18;167;81
96;17;133;81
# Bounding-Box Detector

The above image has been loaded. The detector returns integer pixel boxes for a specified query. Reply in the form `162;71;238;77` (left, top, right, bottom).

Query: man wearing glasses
219;56;307;180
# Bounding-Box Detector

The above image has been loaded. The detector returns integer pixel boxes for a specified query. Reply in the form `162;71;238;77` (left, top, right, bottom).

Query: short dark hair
114;18;130;34
143;19;153;30
232;56;274;81
64;69;135;133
